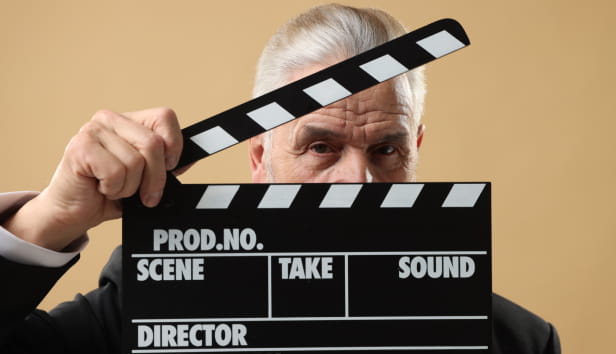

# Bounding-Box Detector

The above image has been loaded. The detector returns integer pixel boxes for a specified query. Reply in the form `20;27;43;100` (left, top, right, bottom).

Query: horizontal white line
132;315;487;323
131;251;488;258
132;346;489;353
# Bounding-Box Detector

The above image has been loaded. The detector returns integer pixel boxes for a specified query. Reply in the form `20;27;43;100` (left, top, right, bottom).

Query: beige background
1;0;614;352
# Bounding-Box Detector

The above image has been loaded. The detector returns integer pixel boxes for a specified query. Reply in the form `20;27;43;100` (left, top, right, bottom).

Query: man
0;4;560;354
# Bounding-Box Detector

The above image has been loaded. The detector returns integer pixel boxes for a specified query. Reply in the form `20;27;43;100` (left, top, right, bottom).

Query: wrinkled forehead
286;64;414;114
283;76;414;134
322;77;413;118
262;65;416;145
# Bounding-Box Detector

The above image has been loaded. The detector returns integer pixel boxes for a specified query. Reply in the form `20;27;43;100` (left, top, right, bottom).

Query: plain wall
1;1;614;352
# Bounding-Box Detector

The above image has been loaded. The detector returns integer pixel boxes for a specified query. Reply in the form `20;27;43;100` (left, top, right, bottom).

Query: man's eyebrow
297;126;345;141
295;126;411;145
373;131;411;145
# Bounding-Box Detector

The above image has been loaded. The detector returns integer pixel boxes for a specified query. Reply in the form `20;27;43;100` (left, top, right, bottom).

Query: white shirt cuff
0;191;88;267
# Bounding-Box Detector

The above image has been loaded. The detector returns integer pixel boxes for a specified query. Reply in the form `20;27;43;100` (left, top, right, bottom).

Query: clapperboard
123;19;492;353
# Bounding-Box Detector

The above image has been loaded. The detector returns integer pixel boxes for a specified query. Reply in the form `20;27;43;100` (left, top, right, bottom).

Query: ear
249;134;268;182
416;123;426;149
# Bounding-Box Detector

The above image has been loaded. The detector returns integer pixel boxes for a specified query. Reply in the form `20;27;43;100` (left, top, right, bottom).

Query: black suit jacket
0;246;560;354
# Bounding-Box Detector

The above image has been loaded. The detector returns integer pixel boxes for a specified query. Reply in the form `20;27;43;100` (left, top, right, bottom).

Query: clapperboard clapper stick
123;19;493;354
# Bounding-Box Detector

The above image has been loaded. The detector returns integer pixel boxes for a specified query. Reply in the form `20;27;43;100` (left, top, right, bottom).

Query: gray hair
252;3;426;122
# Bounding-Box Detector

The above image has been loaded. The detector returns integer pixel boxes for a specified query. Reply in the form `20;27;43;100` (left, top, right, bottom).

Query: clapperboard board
123;19;492;353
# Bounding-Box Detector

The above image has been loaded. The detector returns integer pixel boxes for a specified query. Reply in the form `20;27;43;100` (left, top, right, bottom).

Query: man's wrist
2;193;86;252
0;191;89;267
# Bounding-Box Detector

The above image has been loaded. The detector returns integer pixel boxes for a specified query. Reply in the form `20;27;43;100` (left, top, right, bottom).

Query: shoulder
492;293;561;354
99;245;123;288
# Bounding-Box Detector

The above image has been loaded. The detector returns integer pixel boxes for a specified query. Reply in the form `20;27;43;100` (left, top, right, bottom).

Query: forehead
291;63;412;111
298;63;404;108
267;64;415;145
284;76;414;137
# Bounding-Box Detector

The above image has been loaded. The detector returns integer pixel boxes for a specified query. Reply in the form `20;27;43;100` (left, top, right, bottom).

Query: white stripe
190;126;238;154
268;255;272;318
319;184;363;208
359;54;408;82
442;184;486;208
246;102;295;130
131;251;488;258
195;185;240;209
132;346;489;353
303;78;352;106
381;184;424;208
258;184;301;208
416;30;465;58
133;315;487;323
345;255;349;317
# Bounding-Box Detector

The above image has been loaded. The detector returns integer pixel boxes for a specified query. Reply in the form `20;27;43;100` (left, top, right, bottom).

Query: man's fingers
91;109;172;206
68;128;128;198
121;107;183;171
96;127;145;199
136;133;167;207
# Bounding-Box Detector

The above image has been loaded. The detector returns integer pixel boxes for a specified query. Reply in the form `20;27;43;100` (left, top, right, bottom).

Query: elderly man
0;4;559;354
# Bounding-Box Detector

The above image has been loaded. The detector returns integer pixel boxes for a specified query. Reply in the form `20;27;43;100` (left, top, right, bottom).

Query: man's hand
2;107;183;252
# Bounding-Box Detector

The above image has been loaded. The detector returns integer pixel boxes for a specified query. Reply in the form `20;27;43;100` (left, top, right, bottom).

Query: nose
330;151;373;183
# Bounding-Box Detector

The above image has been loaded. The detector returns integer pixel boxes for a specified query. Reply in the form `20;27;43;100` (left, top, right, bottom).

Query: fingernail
145;192;162;207
166;154;178;170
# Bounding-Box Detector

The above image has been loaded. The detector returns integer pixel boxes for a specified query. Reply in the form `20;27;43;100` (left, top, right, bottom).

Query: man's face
250;66;424;183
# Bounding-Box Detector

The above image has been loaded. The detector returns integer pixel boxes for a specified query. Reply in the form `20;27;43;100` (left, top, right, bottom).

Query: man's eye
374;145;396;155
309;143;334;154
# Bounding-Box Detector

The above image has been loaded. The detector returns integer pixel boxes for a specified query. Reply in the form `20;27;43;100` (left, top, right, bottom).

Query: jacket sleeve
0;246;123;354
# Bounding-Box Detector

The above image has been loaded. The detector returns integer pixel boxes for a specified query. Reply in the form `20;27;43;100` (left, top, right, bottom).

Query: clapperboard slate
123;19;493;353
